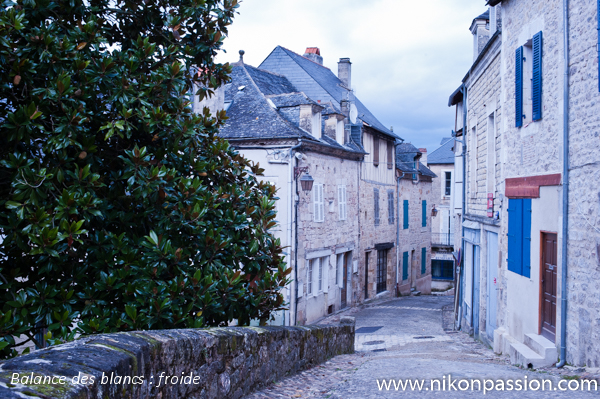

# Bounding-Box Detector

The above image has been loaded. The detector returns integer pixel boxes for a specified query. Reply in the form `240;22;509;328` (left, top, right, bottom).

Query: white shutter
338;185;347;220
314;184;324;222
320;185;325;222
343;186;347;220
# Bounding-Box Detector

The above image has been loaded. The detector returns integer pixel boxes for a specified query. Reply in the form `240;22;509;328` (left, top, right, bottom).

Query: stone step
411;290;421;296
508;341;552;368
524;333;557;362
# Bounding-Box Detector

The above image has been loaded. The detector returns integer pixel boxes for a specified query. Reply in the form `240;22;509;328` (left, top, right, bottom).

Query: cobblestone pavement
245;296;600;398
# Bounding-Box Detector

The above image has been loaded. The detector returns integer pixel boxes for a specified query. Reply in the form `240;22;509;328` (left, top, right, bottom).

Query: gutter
557;0;570;369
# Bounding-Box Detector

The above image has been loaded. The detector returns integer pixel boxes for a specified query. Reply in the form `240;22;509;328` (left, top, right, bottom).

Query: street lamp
294;166;314;192
431;205;438;217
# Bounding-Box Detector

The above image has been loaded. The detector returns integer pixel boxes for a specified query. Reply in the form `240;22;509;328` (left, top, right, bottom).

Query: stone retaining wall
0;317;354;398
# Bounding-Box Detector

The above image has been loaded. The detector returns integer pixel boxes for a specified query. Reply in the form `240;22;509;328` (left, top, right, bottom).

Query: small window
444;172;452;196
387;141;393;169
338;185;347;220
374;189;380;226
313;184;324;222
373;135;380;167
412;162;417;180
387;190;394;224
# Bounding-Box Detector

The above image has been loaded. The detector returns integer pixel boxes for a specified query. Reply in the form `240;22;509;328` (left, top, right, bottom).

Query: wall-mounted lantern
294;166;314;192
431;205;438;217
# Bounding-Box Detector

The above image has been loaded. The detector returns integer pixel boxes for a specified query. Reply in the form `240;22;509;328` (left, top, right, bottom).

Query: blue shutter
402;251;409;280
403;200;409;229
522;199;532;278
422;200;427;227
421;247;426;275
507;199;523;275
515;46;523;128
532;31;543;121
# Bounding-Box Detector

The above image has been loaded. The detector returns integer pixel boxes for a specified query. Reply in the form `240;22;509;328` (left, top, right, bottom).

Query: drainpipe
396;170;405;292
291;139;303;326
557;0;569;368
458;83;468;331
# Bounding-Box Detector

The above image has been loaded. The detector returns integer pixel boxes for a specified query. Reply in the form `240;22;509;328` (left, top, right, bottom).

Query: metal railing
432;233;454;246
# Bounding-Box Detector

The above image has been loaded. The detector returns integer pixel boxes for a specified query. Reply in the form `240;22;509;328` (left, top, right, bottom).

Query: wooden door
540;232;557;342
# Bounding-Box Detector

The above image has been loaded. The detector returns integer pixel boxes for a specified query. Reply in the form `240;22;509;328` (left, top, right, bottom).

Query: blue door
486;232;498;341
473;244;480;337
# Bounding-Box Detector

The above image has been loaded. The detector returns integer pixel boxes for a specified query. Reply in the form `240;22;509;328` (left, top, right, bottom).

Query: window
421;247;427;275
387;190;394;224
507;198;532;277
307;259;314;295
403;200;409;229
312;111;321;138
336;120;344;144
313;183;324;222
387;141;393;169
318;257;323;292
373;135;379;167
402;251;409;280
376;250;387;293
432;260;454;280
338;185;347;220
487;114;496;193
336;253;343;286
374;188;380;226
516;31;543;127
412;161;417;180
444;172;452;196
422;200;427;227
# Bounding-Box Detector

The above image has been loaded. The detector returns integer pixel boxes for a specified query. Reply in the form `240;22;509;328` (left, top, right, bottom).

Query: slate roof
428;137;455;165
220;62;365;156
259;46;398;140
266;92;319;108
396;142;436;178
220;64;315;140
319;101;343;115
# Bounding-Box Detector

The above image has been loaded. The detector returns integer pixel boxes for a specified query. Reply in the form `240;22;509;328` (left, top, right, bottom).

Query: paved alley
246;296;600;398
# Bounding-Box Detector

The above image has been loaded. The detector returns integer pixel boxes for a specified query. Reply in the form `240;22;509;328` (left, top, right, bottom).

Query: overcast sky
215;0;486;153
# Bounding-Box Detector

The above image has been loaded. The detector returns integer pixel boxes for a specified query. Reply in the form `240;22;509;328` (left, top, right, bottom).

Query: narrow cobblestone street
246;296;600;398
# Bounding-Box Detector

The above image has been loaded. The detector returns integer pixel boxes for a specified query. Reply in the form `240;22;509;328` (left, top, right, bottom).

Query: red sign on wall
487;193;494;217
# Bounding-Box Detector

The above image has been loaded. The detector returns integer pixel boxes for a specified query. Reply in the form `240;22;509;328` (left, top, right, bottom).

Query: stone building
448;0;600;367
199;46;404;325
259;46;401;304
427;138;456;291
395;143;435;296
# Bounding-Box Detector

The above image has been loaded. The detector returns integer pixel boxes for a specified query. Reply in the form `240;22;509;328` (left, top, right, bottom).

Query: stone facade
396;175;434;296
0;320;355;399
450;0;600;367
296;150;360;324
359;128;398;302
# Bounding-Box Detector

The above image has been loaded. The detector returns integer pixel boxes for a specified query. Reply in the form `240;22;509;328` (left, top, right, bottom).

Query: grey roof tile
428;137;455;164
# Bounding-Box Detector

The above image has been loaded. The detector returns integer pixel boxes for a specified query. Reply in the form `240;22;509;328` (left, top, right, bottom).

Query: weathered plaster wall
0;320;355;399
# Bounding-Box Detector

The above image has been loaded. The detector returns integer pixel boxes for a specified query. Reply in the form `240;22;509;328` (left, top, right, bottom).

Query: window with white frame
444;171;452;196
338;185;347;220
318;258;323;292
313;183;324;222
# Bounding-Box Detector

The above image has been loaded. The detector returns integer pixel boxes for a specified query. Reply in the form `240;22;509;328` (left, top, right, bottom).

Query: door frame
538;230;557;339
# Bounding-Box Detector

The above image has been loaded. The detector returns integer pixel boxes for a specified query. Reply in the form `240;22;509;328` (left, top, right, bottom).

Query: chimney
303;47;323;65
338;58;351;89
470;11;490;62
418;148;428;165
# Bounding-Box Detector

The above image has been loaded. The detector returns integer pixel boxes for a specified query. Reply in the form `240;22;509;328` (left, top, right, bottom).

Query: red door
541;233;557;342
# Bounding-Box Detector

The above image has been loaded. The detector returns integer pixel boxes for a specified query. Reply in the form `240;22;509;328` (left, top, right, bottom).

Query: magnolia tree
0;0;290;359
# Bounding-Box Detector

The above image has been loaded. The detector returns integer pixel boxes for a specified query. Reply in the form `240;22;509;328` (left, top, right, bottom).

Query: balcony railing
432;233;454;247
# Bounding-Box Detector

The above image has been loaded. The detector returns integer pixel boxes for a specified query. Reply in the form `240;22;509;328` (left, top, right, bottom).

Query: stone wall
296;151;360;324
564;0;600;368
397;177;434;296
0;319;355;399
